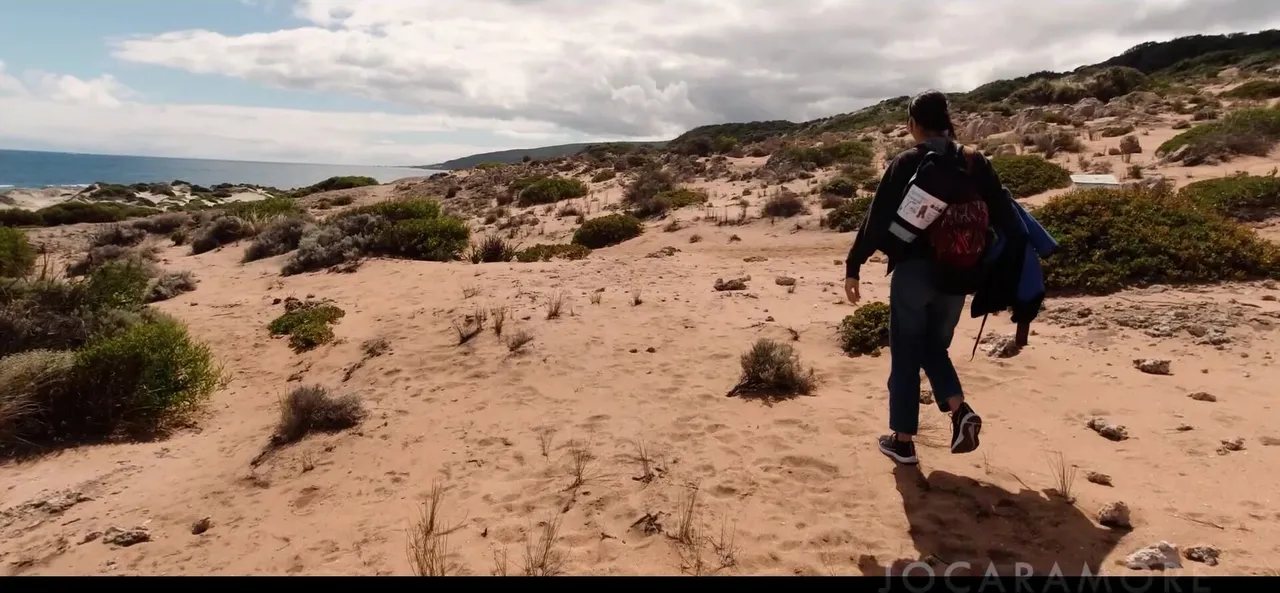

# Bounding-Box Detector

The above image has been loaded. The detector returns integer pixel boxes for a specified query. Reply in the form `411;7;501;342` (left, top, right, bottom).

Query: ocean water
0;149;442;191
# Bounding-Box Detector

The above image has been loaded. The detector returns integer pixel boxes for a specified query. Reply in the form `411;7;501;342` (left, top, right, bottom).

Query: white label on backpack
897;184;948;230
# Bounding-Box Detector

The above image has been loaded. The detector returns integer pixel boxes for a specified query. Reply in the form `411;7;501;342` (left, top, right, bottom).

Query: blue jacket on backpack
970;188;1057;336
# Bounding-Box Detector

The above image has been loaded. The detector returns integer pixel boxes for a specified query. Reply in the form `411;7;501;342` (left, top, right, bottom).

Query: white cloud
108;0;1280;139
5;0;1280;164
0;63;599;165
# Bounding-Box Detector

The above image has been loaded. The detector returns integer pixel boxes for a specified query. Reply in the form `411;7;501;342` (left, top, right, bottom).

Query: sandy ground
4;103;1280;577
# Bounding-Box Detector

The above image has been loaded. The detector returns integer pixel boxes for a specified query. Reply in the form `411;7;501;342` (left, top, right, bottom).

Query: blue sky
2;0;1278;165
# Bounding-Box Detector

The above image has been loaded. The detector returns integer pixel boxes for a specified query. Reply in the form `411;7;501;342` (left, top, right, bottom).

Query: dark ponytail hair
908;90;956;139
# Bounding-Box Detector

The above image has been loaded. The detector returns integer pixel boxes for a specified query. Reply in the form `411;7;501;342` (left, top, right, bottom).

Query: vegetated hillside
420;141;668;170
420;29;1280;169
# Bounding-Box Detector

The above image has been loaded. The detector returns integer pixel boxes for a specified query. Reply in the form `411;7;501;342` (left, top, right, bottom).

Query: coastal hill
3;29;1280;577
419;141;668;170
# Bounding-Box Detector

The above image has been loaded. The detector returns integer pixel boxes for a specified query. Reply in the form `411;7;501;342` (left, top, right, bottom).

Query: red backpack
888;142;991;294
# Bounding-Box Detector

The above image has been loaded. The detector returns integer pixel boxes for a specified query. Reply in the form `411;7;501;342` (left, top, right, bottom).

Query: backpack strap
957;143;977;175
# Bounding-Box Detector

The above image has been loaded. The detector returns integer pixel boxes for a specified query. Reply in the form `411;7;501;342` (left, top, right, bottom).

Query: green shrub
1176;174;1280;221
269;302;346;353
572;214;644;249
824;196;872;232
0;209;44;228
244;215;314;262
132;212;193;235
728;339;816;399
1036;187;1280;295
37;202;158;226
289;176;378;198
343;198;441;222
514;243;591;262
220;197;303;221
591;170;617;183
623;166;676;205
0;316;220;452
631;187;709;219
0;227;35;278
517;177;588;206
377;217;470;261
146;271;198;303
838;302;891;356
1157;108;1280;163
991;155;1072;198
1221;80;1280;100
822;177;857;198
191;215;253;255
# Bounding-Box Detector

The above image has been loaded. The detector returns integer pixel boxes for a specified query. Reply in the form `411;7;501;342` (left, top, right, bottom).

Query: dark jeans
887;259;966;435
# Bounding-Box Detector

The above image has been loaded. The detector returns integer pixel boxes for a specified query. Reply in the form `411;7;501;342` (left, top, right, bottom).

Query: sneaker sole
952;412;982;454
878;441;919;465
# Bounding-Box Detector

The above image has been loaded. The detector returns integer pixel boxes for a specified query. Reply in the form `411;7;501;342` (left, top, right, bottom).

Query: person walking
843;90;1013;465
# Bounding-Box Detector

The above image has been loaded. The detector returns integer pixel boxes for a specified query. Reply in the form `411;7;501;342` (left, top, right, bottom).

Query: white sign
896;184;948;230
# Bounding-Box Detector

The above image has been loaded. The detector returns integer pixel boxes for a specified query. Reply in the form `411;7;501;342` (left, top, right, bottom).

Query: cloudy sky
1;0;1278;165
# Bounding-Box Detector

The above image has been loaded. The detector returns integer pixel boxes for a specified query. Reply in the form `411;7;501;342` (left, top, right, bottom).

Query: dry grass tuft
407;483;466;576
273;385;365;447
631;288;643;306
546;291;565;320
728;338;816;400
1047;451;1078;503
505;329;534;353
490;305;507;337
521;513;567;576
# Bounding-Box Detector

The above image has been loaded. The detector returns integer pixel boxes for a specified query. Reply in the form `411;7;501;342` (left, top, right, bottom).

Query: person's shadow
857;466;1125;577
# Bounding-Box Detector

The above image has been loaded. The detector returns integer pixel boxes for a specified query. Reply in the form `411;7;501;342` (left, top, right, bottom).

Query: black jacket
845;139;1014;280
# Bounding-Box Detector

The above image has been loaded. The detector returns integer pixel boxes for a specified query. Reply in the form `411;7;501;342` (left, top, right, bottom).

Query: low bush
146;271;198;303
623;166;677;205
273;385;365;446
1;202;159;228
572;214;643;249
0;314;221;453
514;243;591;262
1157;108;1280;164
289;176;378;198
1;227;35;278
90;225;147;249
591;170;616;183
823;196;872;232
243;215;314;262
268;300;346;353
630;187;709;219
838;302;891;355
132;212;193;235
1;262;155;357
728;338;816;399
1176;174;1280;222
822;177;857;198
191;215;253;255
763;190;807;218
517;177;588;207
468;235;519;263
991;155;1072;198
1036;187;1280;295
67;243;160;277
280;198;467;275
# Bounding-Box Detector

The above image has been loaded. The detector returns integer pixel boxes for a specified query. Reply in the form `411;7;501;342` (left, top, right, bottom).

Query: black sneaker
951;402;982;454
878;433;918;465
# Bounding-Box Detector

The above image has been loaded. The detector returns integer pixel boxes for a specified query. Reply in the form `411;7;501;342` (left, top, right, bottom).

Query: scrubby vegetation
282;198;469;275
631;187;709;219
1;227;35;278
517;177;588;207
515;243;591;262
288;176;379;199
823;196;872;232
0;202;159;228
272;385;365;446
821;178;857;198
1036;187;1280;295
268;299;346;353
728;339;816;399
572;214;643;249
0;261;221;455
244;215;314;262
838;302;891;356
1176;173;1280;221
991;155;1072;198
1221;79;1280;100
1157;107;1280;164
762;190;807;218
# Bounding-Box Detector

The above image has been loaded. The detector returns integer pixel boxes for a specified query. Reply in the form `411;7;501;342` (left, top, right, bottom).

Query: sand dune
4;88;1280;578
